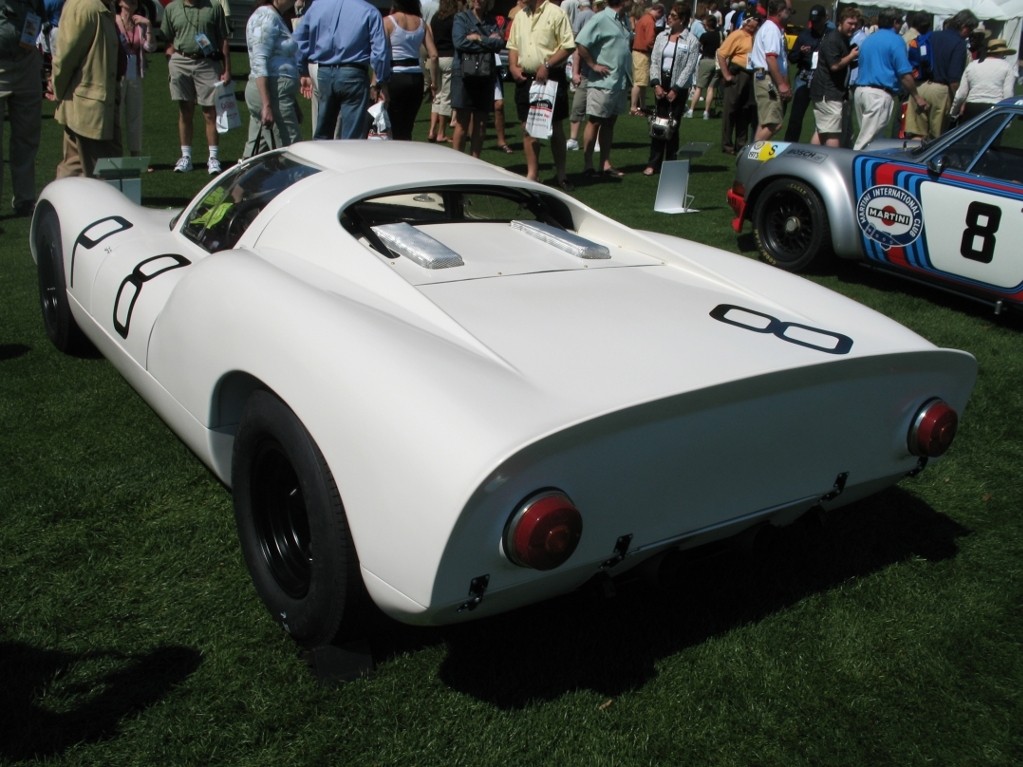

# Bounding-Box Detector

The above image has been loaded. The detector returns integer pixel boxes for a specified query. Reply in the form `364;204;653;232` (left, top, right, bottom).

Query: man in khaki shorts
749;0;792;142
810;6;859;147
162;0;231;174
575;0;632;177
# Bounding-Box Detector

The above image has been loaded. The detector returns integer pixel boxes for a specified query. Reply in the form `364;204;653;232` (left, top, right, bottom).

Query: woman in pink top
115;0;157;156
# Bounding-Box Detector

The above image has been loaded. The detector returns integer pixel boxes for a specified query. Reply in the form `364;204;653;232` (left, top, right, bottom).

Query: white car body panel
33;142;977;626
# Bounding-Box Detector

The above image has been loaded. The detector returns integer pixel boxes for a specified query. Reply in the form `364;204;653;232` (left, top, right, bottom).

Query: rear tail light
503;490;582;570
908;399;959;457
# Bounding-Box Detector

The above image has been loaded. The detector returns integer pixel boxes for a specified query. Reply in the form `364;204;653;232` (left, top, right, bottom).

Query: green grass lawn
2;55;1021;766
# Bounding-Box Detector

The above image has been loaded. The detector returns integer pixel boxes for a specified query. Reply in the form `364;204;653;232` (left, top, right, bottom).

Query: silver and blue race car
728;98;1023;313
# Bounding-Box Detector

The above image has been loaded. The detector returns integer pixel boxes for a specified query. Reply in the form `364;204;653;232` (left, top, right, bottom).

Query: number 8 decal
710;304;853;355
960;201;1001;264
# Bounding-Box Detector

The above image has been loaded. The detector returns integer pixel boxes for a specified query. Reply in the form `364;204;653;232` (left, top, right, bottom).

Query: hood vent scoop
511;220;611;260
372;222;465;269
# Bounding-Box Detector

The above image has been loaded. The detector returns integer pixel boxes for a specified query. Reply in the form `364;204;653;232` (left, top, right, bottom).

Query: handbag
461;51;494;79
248;125;277;157
459;12;494;80
649;115;677;140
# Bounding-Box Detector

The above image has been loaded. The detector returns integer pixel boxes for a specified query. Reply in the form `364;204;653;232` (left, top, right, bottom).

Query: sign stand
94;156;150;204
654;142;711;215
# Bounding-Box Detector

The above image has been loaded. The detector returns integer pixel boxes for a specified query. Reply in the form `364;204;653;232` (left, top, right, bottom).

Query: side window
931;113;1005;173
181;154;320;252
977;114;1023;184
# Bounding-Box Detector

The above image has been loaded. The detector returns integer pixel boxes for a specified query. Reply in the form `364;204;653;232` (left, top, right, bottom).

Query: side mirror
928;156;946;176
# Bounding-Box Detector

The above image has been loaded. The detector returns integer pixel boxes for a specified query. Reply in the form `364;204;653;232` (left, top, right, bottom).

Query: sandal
603;167;625;178
548;176;575;192
630;108;645;116
498;144;514;154
643;167;656;176
435;136;451;144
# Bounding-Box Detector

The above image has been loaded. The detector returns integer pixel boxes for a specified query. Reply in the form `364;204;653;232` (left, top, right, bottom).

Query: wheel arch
204;370;274;479
745;164;863;260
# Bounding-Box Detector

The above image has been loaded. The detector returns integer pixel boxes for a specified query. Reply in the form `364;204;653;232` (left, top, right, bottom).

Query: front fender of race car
730;143;865;260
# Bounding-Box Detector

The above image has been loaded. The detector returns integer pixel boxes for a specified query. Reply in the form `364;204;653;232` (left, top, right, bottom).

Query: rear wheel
753;179;831;272
232;390;362;647
35;203;89;354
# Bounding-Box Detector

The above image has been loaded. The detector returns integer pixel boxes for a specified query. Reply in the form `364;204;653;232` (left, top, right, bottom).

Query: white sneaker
566;138;579;150
173;156;193;173
207;157;222;175
703;112;710;120
684;109;694;118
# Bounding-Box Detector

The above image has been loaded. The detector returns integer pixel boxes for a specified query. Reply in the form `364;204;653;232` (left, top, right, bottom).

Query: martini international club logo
856;185;923;248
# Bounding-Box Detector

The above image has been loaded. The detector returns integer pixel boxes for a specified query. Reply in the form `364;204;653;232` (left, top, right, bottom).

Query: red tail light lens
908;399;959;457
504;490;582;570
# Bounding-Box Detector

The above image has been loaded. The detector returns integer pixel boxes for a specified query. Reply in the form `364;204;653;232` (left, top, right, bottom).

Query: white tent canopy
846;1;1023;70
850;1;1023;21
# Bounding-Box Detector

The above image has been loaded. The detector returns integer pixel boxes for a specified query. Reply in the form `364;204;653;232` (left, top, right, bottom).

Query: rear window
339;185;575;257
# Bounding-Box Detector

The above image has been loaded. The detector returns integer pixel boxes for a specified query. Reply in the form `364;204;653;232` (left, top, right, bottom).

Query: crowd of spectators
1;0;1020;216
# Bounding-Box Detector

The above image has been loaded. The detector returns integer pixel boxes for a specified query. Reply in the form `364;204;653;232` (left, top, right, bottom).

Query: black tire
752;178;832;272
35;202;89;354
232;390;362;647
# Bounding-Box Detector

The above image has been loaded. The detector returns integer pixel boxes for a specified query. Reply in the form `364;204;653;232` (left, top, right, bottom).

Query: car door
852;110;1023;307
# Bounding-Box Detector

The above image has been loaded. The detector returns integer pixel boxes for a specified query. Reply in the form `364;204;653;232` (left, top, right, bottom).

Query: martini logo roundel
856;185;923;248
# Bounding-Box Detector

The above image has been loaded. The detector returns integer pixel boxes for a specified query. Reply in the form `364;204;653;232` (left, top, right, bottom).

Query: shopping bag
214;81;242;134
525;79;558;140
367;101;391;140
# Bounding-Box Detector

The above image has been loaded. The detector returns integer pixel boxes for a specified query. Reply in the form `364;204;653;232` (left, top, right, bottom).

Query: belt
862;84;898;96
392;58;419;67
753;67;767;73
318;61;369;71
926;80;950;86
176;51;206;60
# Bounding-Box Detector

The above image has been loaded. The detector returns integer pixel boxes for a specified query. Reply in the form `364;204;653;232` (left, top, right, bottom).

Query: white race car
32;142;976;648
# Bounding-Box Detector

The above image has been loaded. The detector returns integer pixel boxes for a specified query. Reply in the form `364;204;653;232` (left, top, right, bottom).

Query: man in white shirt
749;0;792;141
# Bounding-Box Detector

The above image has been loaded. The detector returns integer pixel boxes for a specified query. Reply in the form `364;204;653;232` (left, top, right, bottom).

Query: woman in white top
244;0;301;158
644;4;701;175
950;38;1017;124
384;0;440;141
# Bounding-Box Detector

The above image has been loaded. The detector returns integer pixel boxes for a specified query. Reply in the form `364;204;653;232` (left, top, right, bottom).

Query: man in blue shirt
294;0;392;140
852;7;928;150
905;9;977;140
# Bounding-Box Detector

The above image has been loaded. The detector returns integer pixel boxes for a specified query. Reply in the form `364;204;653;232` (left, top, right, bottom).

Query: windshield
181;153;321;252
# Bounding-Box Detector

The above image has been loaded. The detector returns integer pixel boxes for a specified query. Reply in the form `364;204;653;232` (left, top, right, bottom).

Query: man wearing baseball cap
784;4;828;141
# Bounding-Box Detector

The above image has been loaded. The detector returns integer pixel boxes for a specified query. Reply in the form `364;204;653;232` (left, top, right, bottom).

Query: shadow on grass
0;343;30;361
0;643;202;761
834;260;1023;328
363;487;967;707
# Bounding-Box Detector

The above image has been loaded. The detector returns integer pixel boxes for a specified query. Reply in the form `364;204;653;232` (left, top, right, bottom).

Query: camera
648;115;677;140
